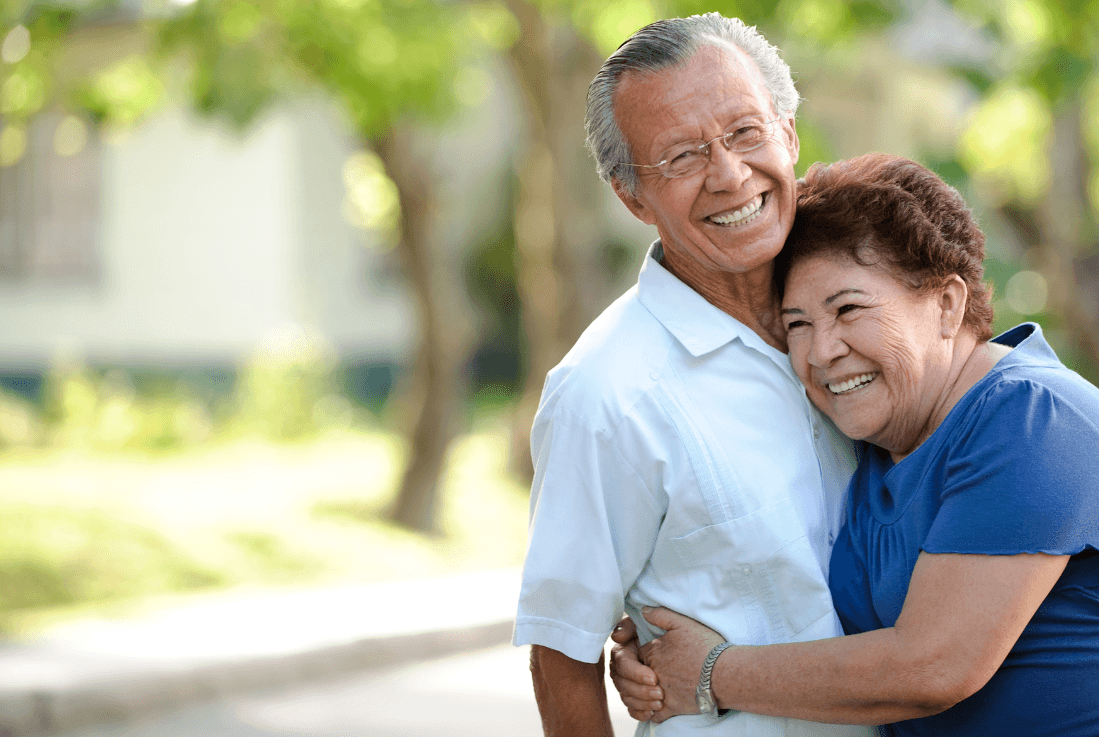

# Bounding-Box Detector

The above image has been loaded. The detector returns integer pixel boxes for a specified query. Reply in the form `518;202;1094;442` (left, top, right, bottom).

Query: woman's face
781;253;956;456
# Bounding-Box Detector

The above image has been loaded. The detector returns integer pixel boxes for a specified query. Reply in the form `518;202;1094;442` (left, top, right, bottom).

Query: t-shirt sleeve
513;407;664;663
923;377;1099;556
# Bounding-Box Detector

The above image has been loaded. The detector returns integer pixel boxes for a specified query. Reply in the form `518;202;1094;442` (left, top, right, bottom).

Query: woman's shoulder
950;323;1099;440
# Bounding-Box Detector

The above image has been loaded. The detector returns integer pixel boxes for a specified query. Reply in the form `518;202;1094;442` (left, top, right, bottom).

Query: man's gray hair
586;13;800;196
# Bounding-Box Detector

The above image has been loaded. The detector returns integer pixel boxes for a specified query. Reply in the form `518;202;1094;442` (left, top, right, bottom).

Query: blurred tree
945;0;1099;381
0;0;499;533
497;0;620;479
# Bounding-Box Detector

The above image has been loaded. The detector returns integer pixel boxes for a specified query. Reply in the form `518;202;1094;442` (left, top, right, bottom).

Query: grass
0;425;531;635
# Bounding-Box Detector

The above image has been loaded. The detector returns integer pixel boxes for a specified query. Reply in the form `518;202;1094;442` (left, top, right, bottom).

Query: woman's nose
808;329;849;368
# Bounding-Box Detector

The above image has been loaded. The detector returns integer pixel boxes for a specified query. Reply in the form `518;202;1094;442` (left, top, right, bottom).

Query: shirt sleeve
513;406;664;663
923;377;1099;556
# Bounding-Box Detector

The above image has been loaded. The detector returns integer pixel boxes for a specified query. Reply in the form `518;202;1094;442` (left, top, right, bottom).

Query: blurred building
0;96;427;406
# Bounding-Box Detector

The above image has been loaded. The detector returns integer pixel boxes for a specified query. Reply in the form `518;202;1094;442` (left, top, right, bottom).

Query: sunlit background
0;0;1097;733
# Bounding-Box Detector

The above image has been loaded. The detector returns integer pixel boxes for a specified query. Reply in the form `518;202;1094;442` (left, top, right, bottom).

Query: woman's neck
890;337;1012;463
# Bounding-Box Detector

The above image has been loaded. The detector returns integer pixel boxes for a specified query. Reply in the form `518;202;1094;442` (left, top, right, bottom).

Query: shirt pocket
666;498;834;639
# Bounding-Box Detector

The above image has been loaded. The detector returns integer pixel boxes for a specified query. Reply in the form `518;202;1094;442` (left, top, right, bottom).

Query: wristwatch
695;641;733;716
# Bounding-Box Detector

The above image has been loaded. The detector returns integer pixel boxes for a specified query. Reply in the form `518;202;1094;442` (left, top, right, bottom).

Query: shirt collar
637;241;790;365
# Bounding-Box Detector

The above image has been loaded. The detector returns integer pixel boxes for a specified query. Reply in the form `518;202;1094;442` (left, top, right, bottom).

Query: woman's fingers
609;641;664;714
611;615;637;644
610;641;659;687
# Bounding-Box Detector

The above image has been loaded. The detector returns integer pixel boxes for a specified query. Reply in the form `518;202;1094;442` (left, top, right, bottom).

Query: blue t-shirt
829;323;1099;737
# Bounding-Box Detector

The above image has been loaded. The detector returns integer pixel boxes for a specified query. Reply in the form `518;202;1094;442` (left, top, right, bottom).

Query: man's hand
609;616;663;721
638;607;727;722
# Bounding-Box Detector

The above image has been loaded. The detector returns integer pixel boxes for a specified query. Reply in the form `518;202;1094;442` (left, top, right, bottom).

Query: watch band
696;641;733;715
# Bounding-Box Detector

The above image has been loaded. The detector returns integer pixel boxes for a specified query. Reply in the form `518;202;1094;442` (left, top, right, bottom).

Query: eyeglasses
618;116;783;179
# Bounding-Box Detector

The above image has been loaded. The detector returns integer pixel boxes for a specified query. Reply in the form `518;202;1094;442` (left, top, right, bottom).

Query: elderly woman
609;153;1099;735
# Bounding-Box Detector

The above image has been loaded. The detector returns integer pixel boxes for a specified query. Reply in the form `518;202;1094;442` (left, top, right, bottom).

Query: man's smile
707;193;765;227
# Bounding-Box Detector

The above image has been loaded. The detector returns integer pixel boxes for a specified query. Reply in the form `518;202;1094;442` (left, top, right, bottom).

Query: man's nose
704;143;751;192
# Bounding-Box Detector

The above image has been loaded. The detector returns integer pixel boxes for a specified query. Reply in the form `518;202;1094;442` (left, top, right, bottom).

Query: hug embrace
514;12;1099;737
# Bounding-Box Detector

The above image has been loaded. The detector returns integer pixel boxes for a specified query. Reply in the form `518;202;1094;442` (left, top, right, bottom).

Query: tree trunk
376;124;471;534
502;0;609;480
1003;101;1099;383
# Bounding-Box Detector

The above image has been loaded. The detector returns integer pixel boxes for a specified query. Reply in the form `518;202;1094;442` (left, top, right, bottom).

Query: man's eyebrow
780;307;803;316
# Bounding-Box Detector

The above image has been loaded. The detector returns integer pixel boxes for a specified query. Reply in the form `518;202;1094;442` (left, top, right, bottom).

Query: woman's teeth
710;194;763;226
828;373;877;395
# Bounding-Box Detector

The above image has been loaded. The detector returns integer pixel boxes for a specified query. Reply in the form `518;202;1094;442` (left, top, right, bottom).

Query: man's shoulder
538;286;673;429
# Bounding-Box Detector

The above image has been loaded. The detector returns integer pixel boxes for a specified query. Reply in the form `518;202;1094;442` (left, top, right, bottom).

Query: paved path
2;569;581;736
44;644;640;737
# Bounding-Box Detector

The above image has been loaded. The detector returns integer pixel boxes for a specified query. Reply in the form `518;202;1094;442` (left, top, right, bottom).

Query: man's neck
660;249;787;352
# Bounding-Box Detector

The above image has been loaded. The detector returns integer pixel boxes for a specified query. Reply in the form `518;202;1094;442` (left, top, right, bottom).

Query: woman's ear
939;275;968;338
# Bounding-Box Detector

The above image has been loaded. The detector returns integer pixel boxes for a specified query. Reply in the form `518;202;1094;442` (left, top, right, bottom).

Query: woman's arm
635;550;1069;724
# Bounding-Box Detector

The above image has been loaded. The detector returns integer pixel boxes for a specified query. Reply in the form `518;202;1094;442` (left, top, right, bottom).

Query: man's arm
530;644;616;737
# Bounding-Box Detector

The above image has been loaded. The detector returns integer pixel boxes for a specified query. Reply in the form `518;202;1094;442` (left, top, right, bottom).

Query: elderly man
512;14;874;737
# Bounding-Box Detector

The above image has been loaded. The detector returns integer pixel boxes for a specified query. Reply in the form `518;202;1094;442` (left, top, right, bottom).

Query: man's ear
783;115;800;166
612;177;657;226
939;275;968;338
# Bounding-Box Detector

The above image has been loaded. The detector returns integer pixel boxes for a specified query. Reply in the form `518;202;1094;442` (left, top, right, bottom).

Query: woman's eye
836;304;861;316
785;319;809;330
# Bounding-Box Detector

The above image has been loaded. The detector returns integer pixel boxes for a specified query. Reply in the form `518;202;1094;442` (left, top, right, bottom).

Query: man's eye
669;148;701;163
785;319;809;330
728;125;763;142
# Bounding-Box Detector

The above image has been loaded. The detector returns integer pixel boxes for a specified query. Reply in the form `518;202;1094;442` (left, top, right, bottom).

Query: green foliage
0;503;224;628
231;333;355;442
0;430;529;632
38;362;216;451
74;56;166;127
154;0;481;139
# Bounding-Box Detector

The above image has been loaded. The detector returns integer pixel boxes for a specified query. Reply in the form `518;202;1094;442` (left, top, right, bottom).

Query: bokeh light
1006;270;1050;315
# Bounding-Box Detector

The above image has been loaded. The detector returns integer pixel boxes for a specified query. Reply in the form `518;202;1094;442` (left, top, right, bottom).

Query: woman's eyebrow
780;307;804;316
825;288;868;305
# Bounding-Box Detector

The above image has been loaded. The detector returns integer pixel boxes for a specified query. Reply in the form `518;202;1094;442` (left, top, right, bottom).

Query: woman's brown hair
777;153;994;341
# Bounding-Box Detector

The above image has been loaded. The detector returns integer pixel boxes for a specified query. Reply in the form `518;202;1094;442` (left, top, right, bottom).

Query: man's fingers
627;708;655;722
641;605;691;630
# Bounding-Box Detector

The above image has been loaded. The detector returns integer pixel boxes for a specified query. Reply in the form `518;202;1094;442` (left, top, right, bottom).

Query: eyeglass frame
616;116;785;180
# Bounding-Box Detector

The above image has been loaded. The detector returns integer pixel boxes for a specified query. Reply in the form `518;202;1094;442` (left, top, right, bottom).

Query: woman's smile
781;253;955;457
827;372;878;395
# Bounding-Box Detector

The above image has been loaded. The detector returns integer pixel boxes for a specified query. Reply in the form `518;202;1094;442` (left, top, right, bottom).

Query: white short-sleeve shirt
514;244;873;737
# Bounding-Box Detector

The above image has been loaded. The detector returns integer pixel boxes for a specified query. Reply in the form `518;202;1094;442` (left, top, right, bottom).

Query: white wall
0;103;414;368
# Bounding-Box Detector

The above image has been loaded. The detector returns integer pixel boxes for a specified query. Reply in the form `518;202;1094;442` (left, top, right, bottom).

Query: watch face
696;689;716;715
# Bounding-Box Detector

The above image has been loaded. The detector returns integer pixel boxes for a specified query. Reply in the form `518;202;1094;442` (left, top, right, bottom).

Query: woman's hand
609;616;663;721
638;607;728;722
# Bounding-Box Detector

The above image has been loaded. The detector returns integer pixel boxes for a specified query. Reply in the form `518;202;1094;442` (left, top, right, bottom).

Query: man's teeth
828;373;877;395
710;195;763;226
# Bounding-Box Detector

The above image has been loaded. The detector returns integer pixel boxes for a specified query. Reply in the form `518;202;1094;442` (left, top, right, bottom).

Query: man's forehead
615;43;767;115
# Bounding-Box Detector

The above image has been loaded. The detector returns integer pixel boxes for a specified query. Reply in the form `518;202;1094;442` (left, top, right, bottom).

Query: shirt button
828;532;835;545
742;565;752;576
649;371;660;381
813;426;822;439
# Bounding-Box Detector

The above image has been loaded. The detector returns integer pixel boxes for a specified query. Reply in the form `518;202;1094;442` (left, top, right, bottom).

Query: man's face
613;45;800;283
